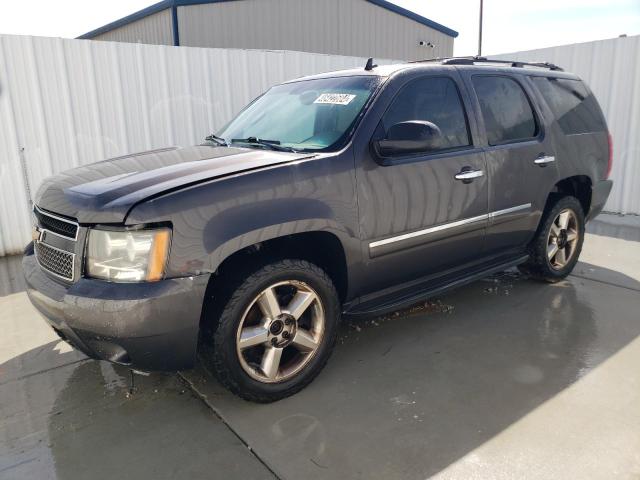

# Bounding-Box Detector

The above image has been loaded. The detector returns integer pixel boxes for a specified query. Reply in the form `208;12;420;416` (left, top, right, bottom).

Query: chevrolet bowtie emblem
32;226;43;242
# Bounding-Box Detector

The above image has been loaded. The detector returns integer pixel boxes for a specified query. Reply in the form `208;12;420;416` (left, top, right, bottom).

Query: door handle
534;155;555;166
455;169;484;182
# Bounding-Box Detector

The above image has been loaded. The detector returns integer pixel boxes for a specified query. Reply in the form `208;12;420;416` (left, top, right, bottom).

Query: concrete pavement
1;213;639;479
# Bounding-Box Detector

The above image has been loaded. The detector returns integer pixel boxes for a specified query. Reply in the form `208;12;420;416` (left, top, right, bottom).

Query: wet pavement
1;213;639;480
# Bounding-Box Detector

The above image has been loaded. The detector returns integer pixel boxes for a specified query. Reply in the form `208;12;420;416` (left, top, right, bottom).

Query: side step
344;254;529;319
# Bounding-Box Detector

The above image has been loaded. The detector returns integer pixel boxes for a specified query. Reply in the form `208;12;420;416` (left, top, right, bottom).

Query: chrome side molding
369;203;532;251
489;203;532;218
369;214;487;249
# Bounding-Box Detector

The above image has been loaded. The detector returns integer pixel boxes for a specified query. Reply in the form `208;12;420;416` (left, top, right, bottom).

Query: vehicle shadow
183;266;640;479
0;264;638;479
0;355;273;479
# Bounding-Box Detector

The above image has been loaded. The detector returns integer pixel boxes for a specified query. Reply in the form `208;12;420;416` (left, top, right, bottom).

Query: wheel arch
199;229;352;338
546;175;592;215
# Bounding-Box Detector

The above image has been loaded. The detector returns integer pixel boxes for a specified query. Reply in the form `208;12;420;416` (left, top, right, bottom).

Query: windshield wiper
204;134;228;146
231;137;298;153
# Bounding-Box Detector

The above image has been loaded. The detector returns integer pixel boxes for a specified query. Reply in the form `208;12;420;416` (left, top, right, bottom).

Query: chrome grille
34;207;78;240
35;242;75;281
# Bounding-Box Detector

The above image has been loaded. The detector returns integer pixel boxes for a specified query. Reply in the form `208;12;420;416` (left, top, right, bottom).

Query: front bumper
23;251;210;371
587;179;613;221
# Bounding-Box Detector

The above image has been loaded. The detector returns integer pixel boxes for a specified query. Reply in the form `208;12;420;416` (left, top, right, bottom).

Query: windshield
215;76;381;152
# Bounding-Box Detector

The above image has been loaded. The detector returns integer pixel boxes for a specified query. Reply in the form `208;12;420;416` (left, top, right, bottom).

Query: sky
0;0;638;56
395;0;640;55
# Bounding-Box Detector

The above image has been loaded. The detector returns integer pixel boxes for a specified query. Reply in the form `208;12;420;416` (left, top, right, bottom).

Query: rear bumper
587;179;613;221
23;251;210;371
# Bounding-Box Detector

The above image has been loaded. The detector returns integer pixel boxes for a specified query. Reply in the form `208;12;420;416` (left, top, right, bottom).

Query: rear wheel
204;259;340;402
519;195;585;282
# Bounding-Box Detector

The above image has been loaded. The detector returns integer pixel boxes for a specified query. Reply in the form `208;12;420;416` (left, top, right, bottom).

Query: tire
518;195;585;282
203;259;340;403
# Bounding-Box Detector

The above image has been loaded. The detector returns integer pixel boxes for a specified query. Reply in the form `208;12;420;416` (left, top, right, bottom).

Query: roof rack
410;56;564;71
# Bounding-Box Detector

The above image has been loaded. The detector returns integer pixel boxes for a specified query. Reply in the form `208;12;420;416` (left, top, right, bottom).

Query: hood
35;145;311;223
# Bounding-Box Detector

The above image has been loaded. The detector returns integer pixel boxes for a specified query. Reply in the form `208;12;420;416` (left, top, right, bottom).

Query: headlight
85;227;171;282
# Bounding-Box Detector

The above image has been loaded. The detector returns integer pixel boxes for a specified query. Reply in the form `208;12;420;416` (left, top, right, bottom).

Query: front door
354;73;489;296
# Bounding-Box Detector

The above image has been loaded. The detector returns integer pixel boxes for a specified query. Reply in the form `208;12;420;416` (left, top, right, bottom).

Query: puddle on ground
339;269;527;345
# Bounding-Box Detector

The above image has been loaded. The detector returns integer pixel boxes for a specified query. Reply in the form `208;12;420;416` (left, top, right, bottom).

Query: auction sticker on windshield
314;93;356;105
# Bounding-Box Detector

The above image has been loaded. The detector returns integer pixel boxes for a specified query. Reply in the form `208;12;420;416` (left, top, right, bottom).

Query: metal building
78;0;457;61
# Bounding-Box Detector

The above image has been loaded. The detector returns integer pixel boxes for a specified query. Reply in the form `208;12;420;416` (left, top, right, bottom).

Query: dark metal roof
77;0;458;41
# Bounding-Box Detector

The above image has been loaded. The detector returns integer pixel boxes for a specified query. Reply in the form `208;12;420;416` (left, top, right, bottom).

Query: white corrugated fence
0;34;393;256
1;34;638;257
492;34;640;216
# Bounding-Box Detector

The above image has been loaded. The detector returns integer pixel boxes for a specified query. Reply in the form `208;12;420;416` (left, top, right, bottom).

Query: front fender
124;151;361;278
205;217;353;273
202;197;333;252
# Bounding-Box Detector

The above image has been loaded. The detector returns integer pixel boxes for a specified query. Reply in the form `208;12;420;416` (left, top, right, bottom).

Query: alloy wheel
547;209;579;270
235;280;325;383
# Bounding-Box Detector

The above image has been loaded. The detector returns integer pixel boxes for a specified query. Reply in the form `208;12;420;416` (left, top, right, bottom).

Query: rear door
462;72;559;254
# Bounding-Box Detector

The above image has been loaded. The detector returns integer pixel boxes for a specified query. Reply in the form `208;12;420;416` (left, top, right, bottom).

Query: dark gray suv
24;57;613;402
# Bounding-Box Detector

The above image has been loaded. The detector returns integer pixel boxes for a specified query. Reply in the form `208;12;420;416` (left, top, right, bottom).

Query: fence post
18;146;33;209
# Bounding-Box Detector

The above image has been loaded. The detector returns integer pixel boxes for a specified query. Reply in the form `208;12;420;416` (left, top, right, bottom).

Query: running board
344;254;529;318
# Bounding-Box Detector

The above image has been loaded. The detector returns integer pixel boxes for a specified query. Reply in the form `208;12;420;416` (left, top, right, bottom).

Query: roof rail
410;56;564;71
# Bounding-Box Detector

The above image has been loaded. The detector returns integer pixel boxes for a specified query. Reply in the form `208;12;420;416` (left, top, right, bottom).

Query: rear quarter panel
525;74;609;184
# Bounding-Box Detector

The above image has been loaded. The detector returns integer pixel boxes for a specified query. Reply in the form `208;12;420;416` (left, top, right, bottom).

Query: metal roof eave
77;0;173;39
77;0;458;41
365;0;458;37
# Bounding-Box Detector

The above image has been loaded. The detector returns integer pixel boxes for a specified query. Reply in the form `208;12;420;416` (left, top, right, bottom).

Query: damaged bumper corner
23;251;210;372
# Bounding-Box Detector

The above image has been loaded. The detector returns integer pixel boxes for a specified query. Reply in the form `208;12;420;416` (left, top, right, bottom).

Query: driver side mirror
372;120;443;162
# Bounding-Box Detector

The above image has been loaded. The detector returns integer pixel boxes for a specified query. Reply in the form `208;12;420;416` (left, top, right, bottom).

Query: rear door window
531;77;607;134
382;76;471;152
472;76;538;145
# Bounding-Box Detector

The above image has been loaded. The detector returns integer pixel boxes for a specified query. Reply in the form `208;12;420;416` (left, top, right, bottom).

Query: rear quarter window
531;77;607;134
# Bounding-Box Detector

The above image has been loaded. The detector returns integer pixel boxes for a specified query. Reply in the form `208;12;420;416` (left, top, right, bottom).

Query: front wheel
205;259;340;402
519;195;585;282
